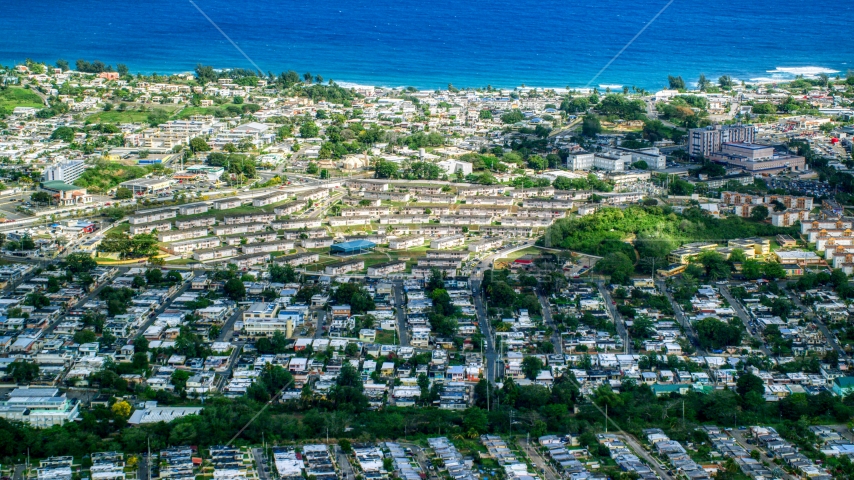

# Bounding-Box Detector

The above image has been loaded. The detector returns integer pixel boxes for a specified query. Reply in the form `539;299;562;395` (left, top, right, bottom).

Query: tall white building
566;152;594;170
688;124;755;158
42;160;85;183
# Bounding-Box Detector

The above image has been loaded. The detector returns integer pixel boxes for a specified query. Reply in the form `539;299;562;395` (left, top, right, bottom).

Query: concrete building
324;260;364;275
389;236;425;250
430;234;466;250
437;160;473;177
40;181;92;206
0;387;80;428
119;177;174;194
688;124;755;158
367;260;407;277
710;143;806;173
42;160;85;183
593;152;631;172
566;152;594;170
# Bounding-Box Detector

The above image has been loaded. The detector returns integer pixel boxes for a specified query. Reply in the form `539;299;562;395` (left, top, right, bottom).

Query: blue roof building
330;239;376;255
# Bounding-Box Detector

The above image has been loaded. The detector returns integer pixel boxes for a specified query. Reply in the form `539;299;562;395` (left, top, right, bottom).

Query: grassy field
164;258;199;266
375;330;398;345
495;246;542;266
86;110;152;124
175;107;224;119
86;106;181;124
0;87;44;110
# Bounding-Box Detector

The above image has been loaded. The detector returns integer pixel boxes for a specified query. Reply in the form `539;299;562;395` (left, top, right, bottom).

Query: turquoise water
1;0;851;89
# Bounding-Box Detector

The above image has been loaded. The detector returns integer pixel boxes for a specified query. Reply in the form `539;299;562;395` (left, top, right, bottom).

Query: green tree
668;75;686;90
750;205;769;221
189;137;211;153
500;109;525;124
581;114;602;137
694;317;743;350
462;407;489;434
374;160;399;179
522;356;544;380
7;362;39;383
115;187;133;199
224;278;246;300
31;191;54;205
269;263;298;283
597;252;634;284
300;121;320;138
736;372;764;398
73;330;97;344
65;252;97;274
527;155;546;170
145;268;163;285
50;126;75;142
762;262;786;280
25;292;50;308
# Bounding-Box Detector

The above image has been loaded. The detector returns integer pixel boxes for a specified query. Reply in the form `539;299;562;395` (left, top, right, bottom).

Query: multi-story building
688;124;755;158
430;234;466;250
42;160;85;183
324;260;364;275
367;260;407;277
566;152;594;170
0;387;80;427
389;236;425;250
710;143;806;173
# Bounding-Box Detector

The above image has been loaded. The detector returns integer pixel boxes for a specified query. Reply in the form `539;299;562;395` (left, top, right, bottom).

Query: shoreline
1;56;844;92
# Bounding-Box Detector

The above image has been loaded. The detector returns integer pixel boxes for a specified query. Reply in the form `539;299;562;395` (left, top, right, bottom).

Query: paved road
782;283;846;358
536;293;563;353
131;281;193;340
596;281;630;354
518;438;560;480
618;433;673;480
13;464;25;480
216;341;245;393
658;279;705;355
718;285;772;356
43;269;122;335
314;309;327;339
333;445;356;480
469;240;536;381
398;443;438;480
729;430;795;480
393;280;410;346
138;455;150;480
471;277;499;382
252;447;272;480
217;305;244;342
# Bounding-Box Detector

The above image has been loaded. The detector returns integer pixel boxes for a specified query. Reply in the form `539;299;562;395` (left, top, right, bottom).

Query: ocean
1;0;851;90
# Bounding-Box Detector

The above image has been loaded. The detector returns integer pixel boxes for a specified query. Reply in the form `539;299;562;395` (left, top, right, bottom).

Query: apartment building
688;124;755;158
42;159;85;183
389;236;425;250
430;234;466;250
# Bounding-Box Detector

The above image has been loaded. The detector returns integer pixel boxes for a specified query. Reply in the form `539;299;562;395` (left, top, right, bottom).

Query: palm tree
697;74;709;92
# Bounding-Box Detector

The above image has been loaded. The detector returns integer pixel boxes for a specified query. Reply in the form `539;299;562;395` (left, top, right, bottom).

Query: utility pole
509;409;514;438
605;404;608;433
147;436;151;480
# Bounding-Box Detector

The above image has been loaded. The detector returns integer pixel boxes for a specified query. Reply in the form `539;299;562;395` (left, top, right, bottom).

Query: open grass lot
86;110;151;124
0;87;44;110
175;107;224;119
375;330;398;345
86;106;181;124
164;258;199;266
497;246;541;262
